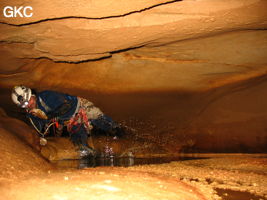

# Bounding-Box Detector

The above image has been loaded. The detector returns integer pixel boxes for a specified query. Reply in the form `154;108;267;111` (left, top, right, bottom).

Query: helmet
11;85;32;108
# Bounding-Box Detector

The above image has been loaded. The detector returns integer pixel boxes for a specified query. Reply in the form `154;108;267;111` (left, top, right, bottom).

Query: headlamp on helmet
11;86;32;108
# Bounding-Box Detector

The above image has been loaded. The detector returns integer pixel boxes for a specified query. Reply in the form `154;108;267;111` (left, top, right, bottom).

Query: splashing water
103;145;114;158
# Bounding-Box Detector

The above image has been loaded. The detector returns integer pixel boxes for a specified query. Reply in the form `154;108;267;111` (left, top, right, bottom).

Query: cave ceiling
0;0;266;93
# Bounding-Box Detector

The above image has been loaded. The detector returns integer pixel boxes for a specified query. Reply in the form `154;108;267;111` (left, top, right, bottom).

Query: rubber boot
78;145;97;158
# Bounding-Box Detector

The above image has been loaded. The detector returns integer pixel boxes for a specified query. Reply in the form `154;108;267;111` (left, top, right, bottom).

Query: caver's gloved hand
28;102;72;120
29;108;48;120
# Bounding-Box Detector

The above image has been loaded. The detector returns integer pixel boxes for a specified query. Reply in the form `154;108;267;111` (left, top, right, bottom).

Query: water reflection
78;156;135;169
52;156;204;169
215;188;265;200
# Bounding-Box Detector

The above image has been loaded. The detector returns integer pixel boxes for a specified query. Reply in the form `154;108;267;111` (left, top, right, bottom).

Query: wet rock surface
0;102;266;200
0;1;267;199
0;168;209;200
128;155;267;199
0;152;266;200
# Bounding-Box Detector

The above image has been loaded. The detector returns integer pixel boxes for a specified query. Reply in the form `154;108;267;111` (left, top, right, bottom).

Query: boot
78;145;97;158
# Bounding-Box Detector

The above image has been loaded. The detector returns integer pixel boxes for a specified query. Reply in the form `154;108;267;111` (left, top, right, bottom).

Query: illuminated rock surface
0;0;267;199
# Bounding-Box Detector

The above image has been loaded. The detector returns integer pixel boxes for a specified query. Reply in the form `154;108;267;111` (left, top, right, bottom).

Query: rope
29;117;56;137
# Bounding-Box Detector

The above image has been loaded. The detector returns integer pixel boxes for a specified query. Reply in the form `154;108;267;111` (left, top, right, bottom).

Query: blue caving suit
27;90;121;148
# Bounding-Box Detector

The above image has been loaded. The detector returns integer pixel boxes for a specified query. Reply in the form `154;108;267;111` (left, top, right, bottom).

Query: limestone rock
0;0;266;62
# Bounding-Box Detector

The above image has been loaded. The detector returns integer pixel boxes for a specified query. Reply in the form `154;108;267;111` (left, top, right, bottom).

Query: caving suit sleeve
36;90;78;121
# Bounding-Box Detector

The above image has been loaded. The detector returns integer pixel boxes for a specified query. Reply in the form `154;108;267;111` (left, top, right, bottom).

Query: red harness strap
67;108;91;134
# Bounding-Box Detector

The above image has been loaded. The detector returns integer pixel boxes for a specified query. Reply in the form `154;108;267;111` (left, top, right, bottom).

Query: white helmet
11;85;32;108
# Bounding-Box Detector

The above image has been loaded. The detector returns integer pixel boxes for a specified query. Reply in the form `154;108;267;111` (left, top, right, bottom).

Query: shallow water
216;188;266;200
51;156;204;169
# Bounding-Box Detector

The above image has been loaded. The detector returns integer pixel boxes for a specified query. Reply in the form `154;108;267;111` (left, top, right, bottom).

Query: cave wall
0;0;266;63
0;30;266;93
0;108;52;179
0;0;267;153
180;76;267;153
